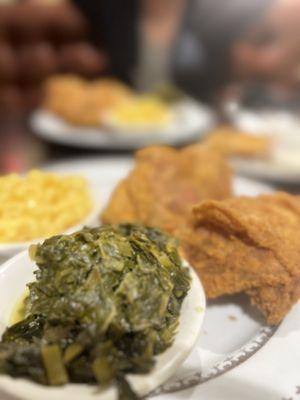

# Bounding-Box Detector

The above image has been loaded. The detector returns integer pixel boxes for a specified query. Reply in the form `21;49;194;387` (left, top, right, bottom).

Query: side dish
104;95;172;131
0;170;92;243
0;225;191;399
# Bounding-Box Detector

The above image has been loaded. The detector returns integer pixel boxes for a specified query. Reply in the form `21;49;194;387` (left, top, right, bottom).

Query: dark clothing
72;0;139;84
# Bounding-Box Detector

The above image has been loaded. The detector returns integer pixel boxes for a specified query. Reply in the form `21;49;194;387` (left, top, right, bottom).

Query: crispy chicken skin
179;192;300;324
101;144;233;233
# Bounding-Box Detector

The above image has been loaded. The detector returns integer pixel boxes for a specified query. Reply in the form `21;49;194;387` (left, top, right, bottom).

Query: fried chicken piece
83;79;133;125
179;192;300;324
204;125;270;158
42;74;87;122
102;180;137;223
43;75;86;101
43;76;133;126
102;144;232;233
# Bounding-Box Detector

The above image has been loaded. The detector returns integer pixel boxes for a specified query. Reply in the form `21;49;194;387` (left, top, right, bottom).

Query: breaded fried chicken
102;144;232;233
179;192;300;324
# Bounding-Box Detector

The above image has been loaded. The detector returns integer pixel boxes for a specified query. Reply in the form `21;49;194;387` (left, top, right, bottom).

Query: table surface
0;113;299;194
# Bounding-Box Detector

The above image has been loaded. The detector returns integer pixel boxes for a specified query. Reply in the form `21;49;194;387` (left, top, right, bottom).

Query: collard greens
0;224;190;399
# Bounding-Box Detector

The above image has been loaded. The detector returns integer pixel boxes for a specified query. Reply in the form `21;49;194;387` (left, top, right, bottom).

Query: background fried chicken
43;75;133;126
204;125;270;158
102;144;233;233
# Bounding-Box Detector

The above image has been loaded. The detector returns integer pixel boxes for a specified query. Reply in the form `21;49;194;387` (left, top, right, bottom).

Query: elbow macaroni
0;170;93;243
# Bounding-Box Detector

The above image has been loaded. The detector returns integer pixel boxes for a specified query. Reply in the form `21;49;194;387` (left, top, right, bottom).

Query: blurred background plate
231;157;300;184
227;106;300;184
30;100;215;150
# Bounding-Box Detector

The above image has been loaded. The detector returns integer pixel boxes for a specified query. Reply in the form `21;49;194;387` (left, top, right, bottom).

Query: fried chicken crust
101;144;233;233
179;192;300;324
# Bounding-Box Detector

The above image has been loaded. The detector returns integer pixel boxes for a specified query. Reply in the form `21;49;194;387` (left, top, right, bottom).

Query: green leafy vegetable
0;224;191;399
41;345;68;386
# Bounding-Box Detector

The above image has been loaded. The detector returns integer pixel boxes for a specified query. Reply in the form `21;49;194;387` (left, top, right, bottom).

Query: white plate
230;107;300;183
231;157;300;184
30;101;215;150
0;179;102;261
0;252;205;400
40;157;277;397
0;157;276;399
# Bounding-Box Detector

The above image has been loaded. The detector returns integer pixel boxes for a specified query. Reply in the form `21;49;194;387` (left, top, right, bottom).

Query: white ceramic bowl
0;183;102;261
0;253;205;400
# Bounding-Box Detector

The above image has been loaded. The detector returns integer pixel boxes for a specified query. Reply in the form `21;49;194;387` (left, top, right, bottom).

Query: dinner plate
0;157;277;399
0;252;205;400
41;156;278;397
30;100;215;150
0;179;102;262
231;157;300;184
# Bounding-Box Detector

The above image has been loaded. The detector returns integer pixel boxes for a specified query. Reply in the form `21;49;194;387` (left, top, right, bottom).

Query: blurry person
72;0;300;102
173;0;300;103
72;0;185;87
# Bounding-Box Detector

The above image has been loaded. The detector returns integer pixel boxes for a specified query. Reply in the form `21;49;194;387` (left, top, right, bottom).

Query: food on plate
204;125;270;158
42;74;86;121
0;225;191;399
179;192;300;324
104;95;172;131
42;75;133;126
102;144;232;233
152;84;186;104
0;170;92;243
76;78;134;126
